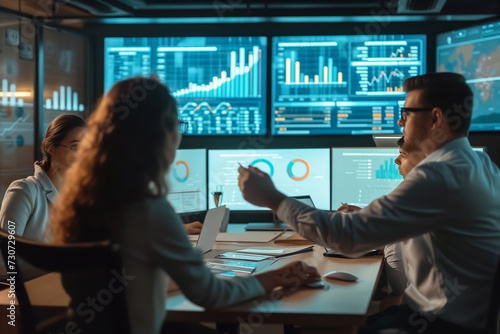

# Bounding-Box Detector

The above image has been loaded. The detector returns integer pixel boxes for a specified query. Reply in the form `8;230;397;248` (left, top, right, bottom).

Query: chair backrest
486;255;500;334
0;229;130;334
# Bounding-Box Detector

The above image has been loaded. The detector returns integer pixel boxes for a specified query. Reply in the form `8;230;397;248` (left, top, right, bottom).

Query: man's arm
240;163;449;257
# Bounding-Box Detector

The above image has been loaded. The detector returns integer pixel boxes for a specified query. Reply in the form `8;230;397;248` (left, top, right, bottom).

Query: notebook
195;205;230;254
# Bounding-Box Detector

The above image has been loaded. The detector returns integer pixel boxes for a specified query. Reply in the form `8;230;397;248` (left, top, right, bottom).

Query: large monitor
436;20;500;131
166;149;207;213
208;149;330;211
272;34;426;135
331;148;403;208
104;36;267;135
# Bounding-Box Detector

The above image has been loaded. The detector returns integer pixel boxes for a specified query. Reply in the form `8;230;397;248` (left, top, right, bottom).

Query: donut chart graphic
250;158;274;177
287;159;310;181
173;160;190;183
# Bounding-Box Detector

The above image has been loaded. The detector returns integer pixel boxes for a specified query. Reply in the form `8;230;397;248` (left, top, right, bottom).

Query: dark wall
87;18;500;167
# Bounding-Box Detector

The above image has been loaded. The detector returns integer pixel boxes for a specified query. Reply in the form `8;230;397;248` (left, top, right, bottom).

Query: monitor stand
245;222;292;231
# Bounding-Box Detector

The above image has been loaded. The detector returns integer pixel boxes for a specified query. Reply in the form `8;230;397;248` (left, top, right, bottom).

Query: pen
339;202;349;213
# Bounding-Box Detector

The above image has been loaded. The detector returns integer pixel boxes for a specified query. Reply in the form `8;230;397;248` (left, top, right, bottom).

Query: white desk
0;225;383;334
168;224;383;334
166;245;382;334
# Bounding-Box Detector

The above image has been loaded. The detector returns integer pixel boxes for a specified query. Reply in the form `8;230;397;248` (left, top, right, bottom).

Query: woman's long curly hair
49;77;178;243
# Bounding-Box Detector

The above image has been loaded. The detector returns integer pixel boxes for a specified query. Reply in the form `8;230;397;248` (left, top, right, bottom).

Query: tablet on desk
323;248;383;258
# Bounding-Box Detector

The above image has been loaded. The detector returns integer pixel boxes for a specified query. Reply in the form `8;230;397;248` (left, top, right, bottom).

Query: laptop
292;195;315;207
245;195;315;231
372;134;403;147
195;205;229;254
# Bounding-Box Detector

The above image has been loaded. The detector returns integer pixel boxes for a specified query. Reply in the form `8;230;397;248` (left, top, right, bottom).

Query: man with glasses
238;72;500;333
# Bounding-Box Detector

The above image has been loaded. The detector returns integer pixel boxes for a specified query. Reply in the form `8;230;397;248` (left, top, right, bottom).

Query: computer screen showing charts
208;149;330;211
272;34;426;135
331;148;403;208
166;149;207;213
436;20;500;131
104;36;267;135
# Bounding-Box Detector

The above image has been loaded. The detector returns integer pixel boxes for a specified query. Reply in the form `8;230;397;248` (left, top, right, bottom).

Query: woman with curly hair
49;77;320;334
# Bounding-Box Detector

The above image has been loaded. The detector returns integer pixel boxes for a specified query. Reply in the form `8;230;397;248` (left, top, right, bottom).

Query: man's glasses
60;144;78;152
178;120;189;134
400;107;434;122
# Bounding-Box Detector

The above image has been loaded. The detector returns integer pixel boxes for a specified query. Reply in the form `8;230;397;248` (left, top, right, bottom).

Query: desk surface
166;245;382;329
0;225;383;332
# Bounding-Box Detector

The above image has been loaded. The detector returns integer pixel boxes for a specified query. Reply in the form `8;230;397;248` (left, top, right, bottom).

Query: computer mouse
323;271;358;282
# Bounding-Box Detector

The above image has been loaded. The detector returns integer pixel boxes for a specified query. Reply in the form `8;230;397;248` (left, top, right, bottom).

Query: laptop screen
196;206;227;254
293;195;315;208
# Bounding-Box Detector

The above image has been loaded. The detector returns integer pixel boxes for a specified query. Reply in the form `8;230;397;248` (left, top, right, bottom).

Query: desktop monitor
436;20;500;131
166;149;207;213
104;36;267;135
271;34;426;135
208;148;330;211
331;148;403;209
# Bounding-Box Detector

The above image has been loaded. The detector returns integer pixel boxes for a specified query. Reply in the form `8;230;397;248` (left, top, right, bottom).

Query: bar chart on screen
104;36;268;135
44;85;86;112
331;148;403;208
272;35;426;135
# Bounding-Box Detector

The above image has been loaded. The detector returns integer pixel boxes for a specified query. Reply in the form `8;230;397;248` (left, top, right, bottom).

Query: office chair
486;256;500;334
0;230;130;334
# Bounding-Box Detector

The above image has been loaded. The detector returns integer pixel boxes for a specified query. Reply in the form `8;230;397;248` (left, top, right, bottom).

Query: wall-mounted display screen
0;14;36;203
272;35;426;135
331;148;403;208
436;20;500;131
209;149;330;211
104;36;267;135
44;29;89;129
166;149;207;213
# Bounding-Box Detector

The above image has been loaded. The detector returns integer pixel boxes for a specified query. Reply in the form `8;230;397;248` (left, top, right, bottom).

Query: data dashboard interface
437;20;500;131
166;149;207;213
104;36;267;135
331;148;403;208
209;149;330;211
272;35;426;135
